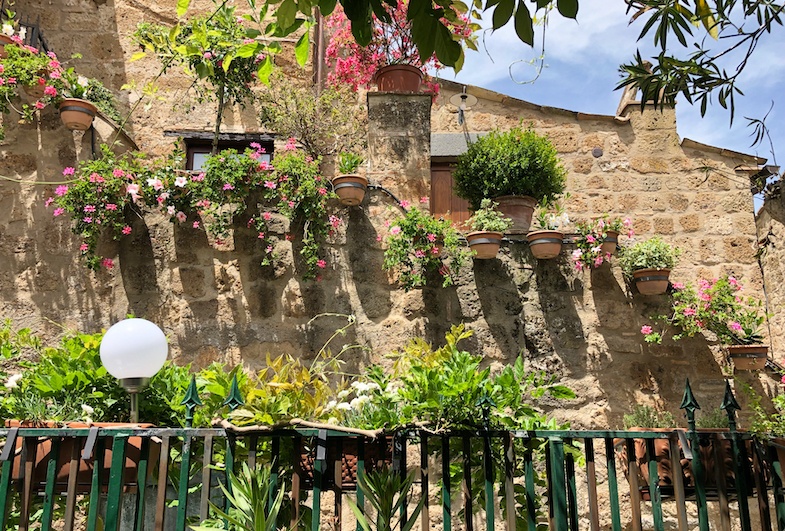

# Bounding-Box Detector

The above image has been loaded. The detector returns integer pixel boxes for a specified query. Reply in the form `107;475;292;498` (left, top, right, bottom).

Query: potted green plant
0;14;25;58
332;152;367;206
465;198;512;259
453;126;567;234
527;199;569;260
617;237;680;295
51;66;120;130
641;275;769;369
382;207;469;290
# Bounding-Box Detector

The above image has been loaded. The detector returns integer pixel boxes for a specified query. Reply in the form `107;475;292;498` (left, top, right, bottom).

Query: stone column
366;93;432;203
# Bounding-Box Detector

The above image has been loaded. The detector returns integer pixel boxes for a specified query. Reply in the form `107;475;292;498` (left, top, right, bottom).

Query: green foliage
337;152;365;174
51;144;144;270
571;215;632;271
453;126;567;211
343;325;575;431
347;467;423;531
696;407;730;429
622;405;675;429
52;67;121;122
467;198;512;233
0;40;57;138
617;236;680;278
191;464;286;531
382;208;470;290
743;381;785;437
531;196;570;231
257;72;367;159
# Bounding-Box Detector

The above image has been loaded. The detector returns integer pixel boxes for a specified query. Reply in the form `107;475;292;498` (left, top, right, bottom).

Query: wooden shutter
430;162;470;229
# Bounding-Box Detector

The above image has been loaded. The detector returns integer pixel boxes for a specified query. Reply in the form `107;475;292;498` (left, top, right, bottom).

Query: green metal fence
0;380;783;530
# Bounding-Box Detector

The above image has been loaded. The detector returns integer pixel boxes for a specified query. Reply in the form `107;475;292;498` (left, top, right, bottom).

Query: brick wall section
0;1;779;428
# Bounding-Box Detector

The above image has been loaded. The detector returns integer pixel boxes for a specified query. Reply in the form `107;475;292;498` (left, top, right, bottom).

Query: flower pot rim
467;230;503;238
332;174;368;183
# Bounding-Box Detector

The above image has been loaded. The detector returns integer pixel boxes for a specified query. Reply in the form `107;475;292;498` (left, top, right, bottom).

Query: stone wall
0;0;780;429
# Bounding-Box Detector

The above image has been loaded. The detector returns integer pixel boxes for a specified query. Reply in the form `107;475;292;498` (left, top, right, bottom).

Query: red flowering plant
249;140;339;279
381;202;469;290
641;275;767;346
325;1;477;94
0;39;63;139
571;215;633;271
48;145;145;271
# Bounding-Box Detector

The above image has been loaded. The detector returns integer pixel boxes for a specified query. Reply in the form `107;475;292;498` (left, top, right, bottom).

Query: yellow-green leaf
176;0;191;18
295;28;310;66
130;51;147;62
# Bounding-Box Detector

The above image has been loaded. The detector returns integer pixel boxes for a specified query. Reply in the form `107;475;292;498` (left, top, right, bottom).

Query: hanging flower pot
601;230;619;255
527;230;563;259
632;268;671;295
331;174;368;206
727;344;768;370
494;195;537;234
0;34;13;59
373;64;423;93
467;231;503;259
58;98;97;130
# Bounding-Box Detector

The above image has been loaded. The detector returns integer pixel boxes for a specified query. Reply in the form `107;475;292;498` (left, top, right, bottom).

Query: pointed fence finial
721;379;741;432
680;378;701;431
222;372;245;412
181;375;203;428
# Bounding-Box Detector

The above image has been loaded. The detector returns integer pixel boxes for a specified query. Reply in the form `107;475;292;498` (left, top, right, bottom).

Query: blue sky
448;0;784;205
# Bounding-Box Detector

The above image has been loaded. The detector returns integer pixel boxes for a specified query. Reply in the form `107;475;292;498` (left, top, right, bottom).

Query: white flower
350;396;370;409
591;245;602;253
571;249;582;260
351;381;370;393
18;27;26;40
336;402;352;411
327;416;339;425
174;176;187;187
167;205;175;216
81;404;94;415
4;373;22;389
77;75;88;87
2;24;14;37
366;382;381;392
337;389;351;399
325;400;337;411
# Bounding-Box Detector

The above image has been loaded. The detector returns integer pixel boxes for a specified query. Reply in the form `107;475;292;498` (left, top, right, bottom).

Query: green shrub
453;126;567;210
467;198;513;232
622;405;676;429
617;236;680;277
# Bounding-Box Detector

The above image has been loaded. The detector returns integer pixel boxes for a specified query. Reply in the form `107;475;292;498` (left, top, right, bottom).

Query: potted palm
617;237;680;295
453;126;567;234
527;200;569;260
332;152;367;206
466;199;512;259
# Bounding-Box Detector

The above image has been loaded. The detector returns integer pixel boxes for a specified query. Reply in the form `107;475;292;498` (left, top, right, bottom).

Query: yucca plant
347;467;424;531
191;464;286;531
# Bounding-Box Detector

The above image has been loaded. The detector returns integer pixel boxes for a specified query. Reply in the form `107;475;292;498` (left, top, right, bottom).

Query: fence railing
0;424;784;531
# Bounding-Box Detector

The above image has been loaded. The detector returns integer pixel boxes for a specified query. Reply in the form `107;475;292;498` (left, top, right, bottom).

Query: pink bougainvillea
325;1;475;94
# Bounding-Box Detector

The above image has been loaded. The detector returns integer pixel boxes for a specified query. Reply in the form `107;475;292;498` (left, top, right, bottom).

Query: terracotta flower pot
527;230;564;259
727;344;768;370
58;98;97;130
467;231;503;259
601;230;619;255
632;268;671;295
0;34;14;59
5;420;159;493
298;435;393;489
332;174;368;206
494;195;537;234
373;64;423;93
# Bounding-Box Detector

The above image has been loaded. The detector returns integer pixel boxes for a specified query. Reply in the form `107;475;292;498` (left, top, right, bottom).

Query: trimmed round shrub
453;126;567;210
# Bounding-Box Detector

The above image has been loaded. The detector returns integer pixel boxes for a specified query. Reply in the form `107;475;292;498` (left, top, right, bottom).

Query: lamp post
100;318;168;423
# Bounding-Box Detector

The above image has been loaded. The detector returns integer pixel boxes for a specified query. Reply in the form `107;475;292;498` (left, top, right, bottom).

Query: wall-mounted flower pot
331;174;368;206
727;344;768;370
58;98;97;131
0;35;14;59
527;230;563;259
632;268;671;295
494;195;537;234
601;230;619;255
467;231;503;259
373;64;423;93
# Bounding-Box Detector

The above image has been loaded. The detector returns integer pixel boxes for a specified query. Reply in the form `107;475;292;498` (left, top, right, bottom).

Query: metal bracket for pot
636;274;670;282
0;428;17;461
677;430;693;460
468;237;502;245
82;426;99;460
59;105;96;117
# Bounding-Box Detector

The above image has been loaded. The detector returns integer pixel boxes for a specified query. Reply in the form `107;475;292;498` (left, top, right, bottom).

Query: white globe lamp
100;318;168;422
